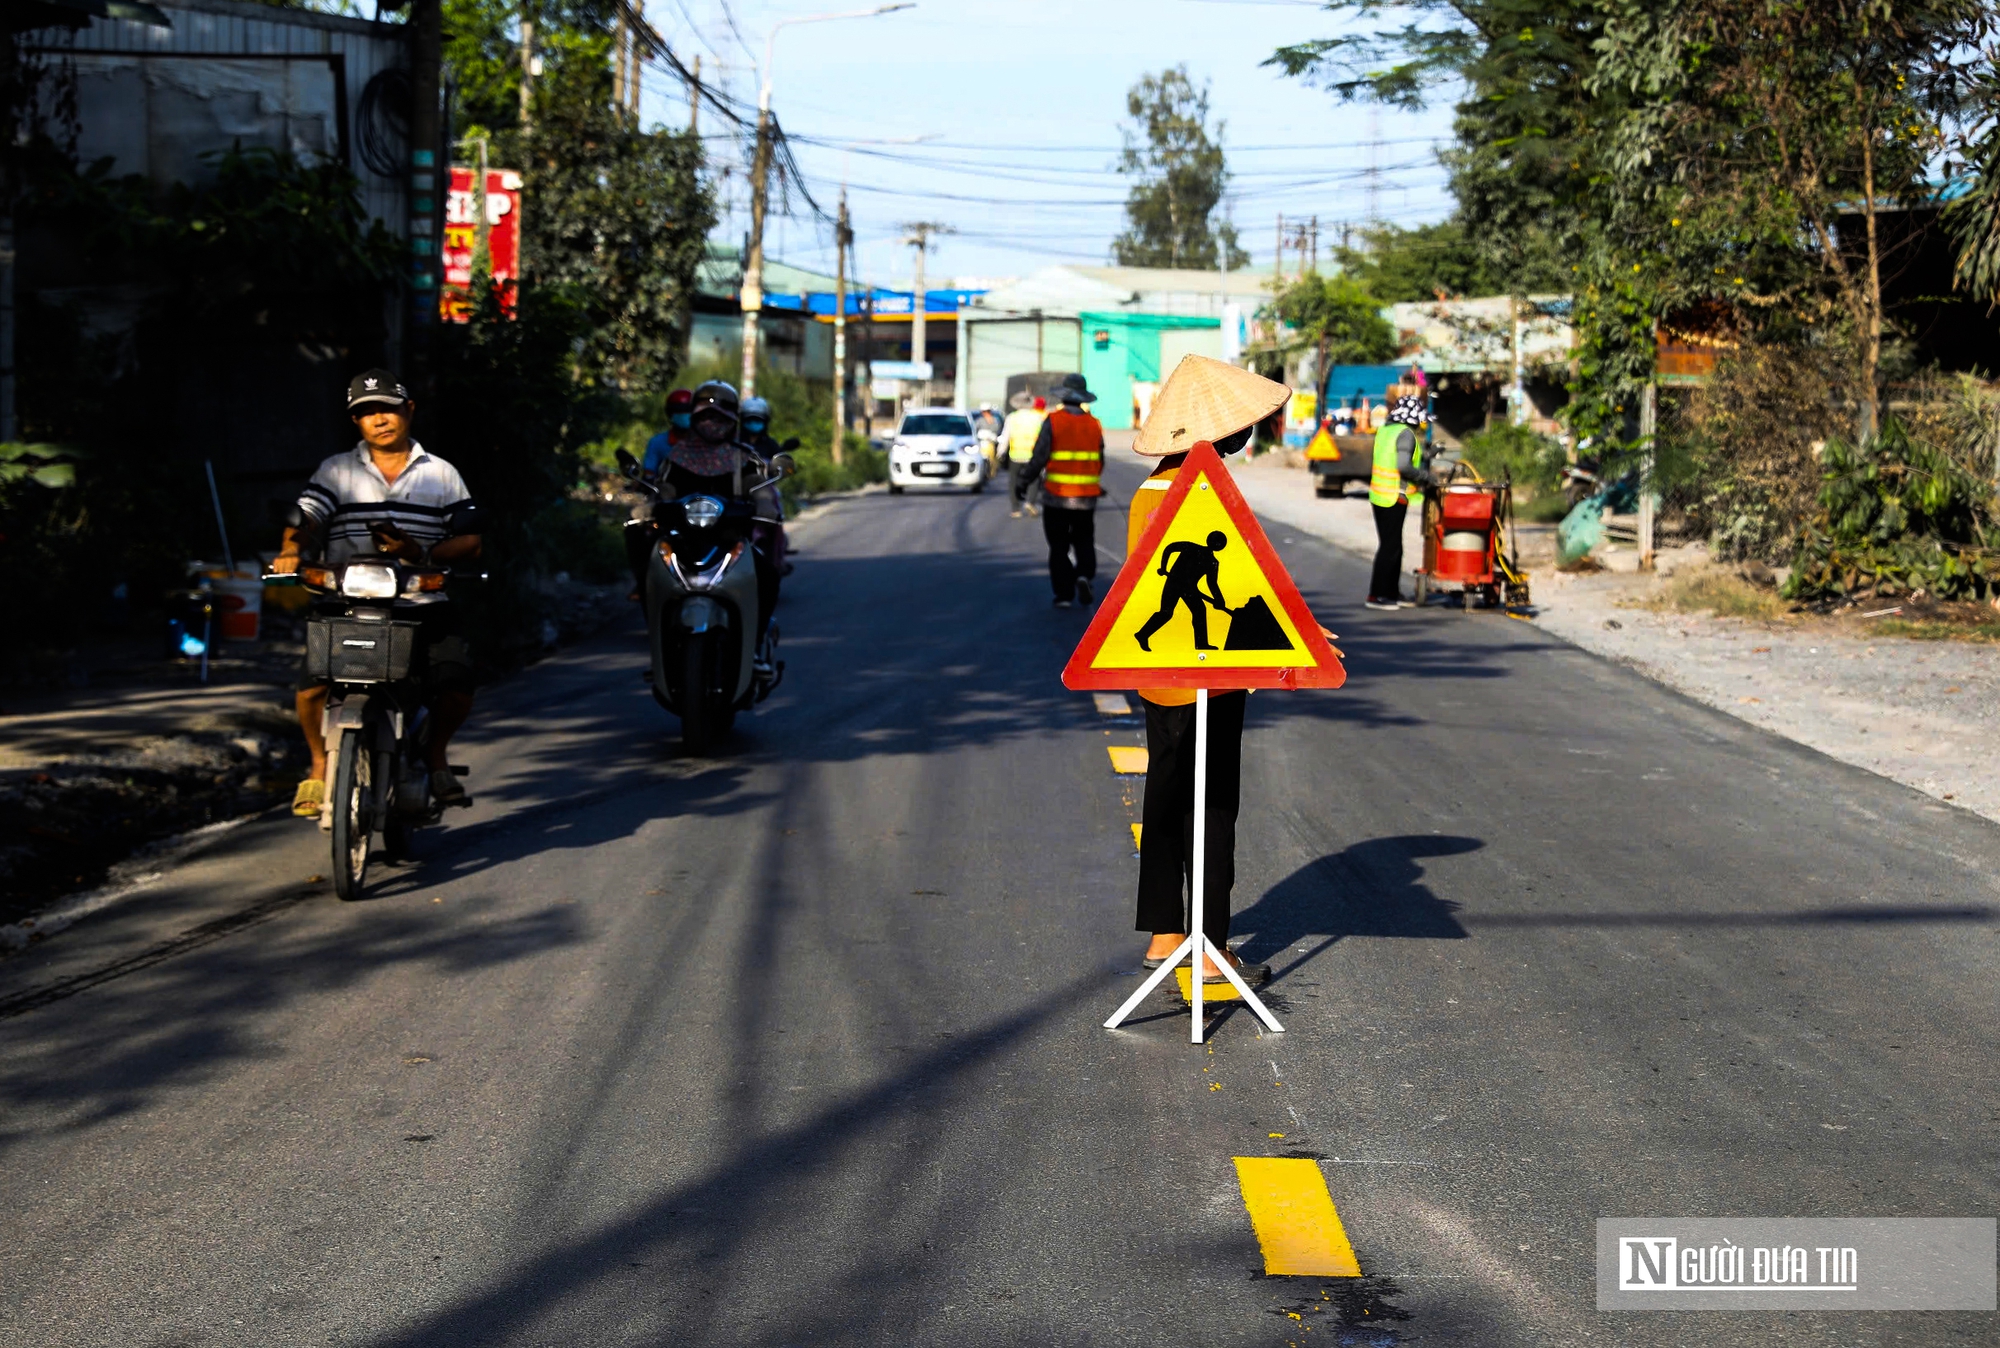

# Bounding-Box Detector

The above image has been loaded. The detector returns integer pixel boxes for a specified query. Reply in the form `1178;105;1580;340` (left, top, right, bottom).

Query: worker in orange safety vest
1023;374;1105;608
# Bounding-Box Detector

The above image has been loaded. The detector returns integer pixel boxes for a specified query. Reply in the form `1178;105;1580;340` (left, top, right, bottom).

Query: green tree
1111;67;1249;271
1266;273;1399;384
1268;1;1601;296
442;0;715;394
1333;220;1496;302
1592;0;1988;438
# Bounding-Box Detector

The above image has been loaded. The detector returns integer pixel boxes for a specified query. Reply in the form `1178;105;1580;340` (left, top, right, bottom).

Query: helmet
666;388;693;412
690;380;739;416
689;380;740;443
740;395;772;426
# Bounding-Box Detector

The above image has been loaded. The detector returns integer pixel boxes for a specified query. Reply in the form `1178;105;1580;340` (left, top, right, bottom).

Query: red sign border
1061;440;1347;691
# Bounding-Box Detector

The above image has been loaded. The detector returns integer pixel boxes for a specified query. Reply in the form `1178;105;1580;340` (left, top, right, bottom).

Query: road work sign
1063;440;1346;692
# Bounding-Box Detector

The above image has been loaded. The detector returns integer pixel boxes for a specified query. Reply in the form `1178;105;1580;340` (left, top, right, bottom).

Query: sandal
291;778;326;818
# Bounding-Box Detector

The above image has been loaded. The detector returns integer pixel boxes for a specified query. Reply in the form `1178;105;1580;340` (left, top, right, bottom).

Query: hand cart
1414;461;1532;610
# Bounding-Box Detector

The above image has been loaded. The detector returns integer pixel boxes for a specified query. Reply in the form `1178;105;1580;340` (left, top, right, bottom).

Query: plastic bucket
1437;532;1490;582
213;575;263;640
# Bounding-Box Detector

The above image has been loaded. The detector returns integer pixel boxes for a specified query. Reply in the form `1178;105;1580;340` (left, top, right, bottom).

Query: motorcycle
617;447;794;754
269;555;477;900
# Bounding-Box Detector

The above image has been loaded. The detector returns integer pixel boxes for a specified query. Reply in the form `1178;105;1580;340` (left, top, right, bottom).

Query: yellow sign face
1087;472;1311;671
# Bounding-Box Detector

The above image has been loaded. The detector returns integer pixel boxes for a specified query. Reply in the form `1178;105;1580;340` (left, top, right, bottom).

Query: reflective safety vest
1369;420;1424;508
1043;409;1105;497
1003;409;1047;463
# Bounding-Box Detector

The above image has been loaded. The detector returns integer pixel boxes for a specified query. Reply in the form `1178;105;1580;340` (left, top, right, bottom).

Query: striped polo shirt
295;442;475;600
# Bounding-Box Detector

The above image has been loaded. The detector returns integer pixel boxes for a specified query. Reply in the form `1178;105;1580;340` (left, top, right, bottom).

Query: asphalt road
2;456;1997;1347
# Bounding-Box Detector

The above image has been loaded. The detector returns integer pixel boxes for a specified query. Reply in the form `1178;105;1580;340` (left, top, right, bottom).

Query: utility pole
628;0;645;118
899;221;952;408
688;53;700;133
613;3;627;109
740;4;916;399
408;0;443;374
518;1;535;128
1308;216;1319;273
738;102;773;395
1639;379;1658;568
860;289;875;440
833;188;852;466
1274;212;1284;281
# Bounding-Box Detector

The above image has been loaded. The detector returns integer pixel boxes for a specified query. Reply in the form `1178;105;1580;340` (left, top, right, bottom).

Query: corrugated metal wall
964;316;1080;411
50;0;409;237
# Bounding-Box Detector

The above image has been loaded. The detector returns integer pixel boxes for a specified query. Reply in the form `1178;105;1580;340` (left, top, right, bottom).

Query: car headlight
683;495;724;528
341;563;399;599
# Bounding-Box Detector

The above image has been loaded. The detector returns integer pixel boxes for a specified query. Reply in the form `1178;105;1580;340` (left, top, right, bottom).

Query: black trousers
1135;691;1246;947
1042;507;1096;598
1369;499;1408;603
1009;462;1040;509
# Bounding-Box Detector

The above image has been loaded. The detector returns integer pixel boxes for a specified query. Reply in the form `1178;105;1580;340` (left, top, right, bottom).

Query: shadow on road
1233;835;1482;973
355;973;1105;1348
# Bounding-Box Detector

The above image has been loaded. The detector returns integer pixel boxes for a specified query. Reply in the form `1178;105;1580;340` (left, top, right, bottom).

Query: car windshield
901;415;972;437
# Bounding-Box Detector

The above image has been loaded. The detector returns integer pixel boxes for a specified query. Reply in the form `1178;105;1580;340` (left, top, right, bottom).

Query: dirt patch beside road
1230;451;2000;825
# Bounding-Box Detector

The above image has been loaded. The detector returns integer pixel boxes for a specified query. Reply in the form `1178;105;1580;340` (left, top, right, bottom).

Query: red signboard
441;166;522;322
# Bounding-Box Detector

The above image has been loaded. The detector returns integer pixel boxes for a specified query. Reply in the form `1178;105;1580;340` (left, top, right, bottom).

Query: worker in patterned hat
1365;391;1436;610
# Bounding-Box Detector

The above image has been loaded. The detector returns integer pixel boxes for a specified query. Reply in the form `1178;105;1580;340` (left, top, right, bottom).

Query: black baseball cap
347;368;411;410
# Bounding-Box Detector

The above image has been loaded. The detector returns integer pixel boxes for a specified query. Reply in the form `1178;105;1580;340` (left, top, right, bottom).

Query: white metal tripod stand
1103;689;1285;1043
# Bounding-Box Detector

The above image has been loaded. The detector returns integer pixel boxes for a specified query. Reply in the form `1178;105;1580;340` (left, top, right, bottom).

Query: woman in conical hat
1127;357;1337;982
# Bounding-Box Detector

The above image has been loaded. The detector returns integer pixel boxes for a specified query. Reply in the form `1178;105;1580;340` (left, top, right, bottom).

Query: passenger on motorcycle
272;370;484;820
641;387;695;477
738;395;792;577
652;380;782;648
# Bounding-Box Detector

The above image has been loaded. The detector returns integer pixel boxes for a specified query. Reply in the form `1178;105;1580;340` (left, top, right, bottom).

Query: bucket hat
1055;373;1097;405
1133;355;1290;457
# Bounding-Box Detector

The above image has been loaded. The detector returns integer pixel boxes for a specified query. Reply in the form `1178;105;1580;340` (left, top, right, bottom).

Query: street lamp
738;3;916;398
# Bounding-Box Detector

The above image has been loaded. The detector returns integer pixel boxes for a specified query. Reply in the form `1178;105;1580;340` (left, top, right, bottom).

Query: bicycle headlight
341;563;399;599
683;495;724;528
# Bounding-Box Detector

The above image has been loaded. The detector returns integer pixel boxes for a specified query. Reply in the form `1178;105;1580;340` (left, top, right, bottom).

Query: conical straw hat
1133;355;1291;457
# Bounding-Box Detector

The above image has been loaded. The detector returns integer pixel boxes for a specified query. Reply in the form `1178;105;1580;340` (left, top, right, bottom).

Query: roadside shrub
1675;342;1845;562
1785;414;2000;603
1458;421;1565;495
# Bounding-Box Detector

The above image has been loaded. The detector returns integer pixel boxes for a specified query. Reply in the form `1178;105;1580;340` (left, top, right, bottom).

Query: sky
628;0;1459;291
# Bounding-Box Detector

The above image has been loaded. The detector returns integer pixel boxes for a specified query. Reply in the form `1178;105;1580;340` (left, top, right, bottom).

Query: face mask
743;420;766;436
670;413;691;430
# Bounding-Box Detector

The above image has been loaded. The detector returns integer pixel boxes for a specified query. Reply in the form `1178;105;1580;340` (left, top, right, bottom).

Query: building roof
696;245;842;302
971;264;1272;320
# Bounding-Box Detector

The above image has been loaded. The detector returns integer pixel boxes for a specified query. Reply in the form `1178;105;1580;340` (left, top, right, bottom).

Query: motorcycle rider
971;401;1003;475
647;380;781;665
272;369;483;820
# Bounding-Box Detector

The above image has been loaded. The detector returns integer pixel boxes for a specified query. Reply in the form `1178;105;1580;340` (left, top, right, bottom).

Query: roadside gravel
1229;451;2000;825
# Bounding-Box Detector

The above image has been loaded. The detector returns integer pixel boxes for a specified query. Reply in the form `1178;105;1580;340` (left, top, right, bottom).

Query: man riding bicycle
272;370;483;821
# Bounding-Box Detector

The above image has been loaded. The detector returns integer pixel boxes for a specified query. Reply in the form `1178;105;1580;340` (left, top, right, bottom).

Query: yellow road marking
1130;822;1143;850
1093;692;1134;716
1107;745;1149;774
1175;967;1245;1003
1233;1157;1361;1277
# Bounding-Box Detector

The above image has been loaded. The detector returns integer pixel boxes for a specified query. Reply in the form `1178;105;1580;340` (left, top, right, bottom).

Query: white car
886;409;989;494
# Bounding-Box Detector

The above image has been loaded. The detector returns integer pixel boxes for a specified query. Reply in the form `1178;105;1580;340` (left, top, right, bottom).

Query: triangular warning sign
1063;441;1346;691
